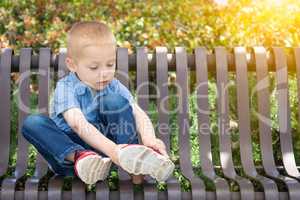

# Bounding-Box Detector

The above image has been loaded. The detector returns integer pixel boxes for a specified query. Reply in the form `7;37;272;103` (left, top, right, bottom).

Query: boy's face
67;43;116;91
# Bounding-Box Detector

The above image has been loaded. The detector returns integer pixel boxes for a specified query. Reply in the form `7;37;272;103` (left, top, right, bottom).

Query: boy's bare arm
62;108;120;164
131;102;168;157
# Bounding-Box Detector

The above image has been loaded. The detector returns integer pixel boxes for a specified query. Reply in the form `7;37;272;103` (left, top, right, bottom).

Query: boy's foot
74;150;112;184
117;144;175;182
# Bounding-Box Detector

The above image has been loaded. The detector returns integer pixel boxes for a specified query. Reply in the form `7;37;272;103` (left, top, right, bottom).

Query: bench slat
254;47;280;177
175;47;206;199
295;48;300;136
295;47;300;193
1;48;32;200
195;47;231;199
273;48;300;179
0;48;14;200
136;47;149;111
235;47;279;199
136;47;158;199
254;47;300;200
48;50;67;200
156;47;181;200
116;48;130;88
215;47;255;199
96;181;110;200
57;48;68;80
0;48;12;176
272;47;300;198
16;48;32;176
116;48;135;200
156;47;171;150
35;48;51;175
48;175;65;200
24;48;51;200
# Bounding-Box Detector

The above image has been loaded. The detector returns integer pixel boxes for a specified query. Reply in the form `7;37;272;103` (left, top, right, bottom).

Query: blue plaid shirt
50;72;134;133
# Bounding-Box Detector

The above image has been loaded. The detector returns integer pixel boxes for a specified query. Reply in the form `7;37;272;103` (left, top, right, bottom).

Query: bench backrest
1;47;300;183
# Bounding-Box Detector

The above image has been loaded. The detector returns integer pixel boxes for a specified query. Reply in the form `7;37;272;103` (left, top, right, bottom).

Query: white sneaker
117;144;175;182
74;150;112;184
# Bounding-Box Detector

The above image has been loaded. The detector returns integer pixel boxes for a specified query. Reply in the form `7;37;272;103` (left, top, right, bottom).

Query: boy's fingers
157;143;169;158
154;142;168;156
145;139;169;158
149;143;168;157
158;147;169;158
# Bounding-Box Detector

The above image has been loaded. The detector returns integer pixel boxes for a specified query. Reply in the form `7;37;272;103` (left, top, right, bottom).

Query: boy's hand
143;138;169;158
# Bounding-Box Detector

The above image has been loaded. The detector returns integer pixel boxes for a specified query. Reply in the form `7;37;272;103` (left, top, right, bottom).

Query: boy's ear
65;57;76;72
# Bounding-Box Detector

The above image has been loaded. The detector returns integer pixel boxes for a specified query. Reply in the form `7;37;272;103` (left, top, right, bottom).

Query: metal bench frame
1;47;300;200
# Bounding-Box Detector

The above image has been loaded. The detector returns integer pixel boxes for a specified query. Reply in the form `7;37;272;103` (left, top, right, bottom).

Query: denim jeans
21;94;139;176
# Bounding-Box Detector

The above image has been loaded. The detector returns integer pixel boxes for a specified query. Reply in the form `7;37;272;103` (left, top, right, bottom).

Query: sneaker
117;144;175;182
74;150;112;184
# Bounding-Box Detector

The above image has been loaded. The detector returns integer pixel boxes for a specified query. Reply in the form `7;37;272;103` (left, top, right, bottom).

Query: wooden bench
1;47;300;200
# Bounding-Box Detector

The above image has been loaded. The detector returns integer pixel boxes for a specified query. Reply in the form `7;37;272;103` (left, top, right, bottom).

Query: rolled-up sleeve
53;80;80;117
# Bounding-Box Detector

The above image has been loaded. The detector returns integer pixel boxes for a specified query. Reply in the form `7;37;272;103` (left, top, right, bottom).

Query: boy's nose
99;69;113;79
98;70;108;78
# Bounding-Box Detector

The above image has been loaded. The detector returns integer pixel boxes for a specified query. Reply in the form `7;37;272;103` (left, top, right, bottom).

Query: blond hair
66;21;116;59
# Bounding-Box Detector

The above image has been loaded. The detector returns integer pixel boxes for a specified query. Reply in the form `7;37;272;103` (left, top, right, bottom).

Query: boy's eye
107;63;115;67
89;66;98;70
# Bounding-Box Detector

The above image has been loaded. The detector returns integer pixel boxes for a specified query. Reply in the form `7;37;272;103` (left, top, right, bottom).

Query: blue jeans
21;94;139;176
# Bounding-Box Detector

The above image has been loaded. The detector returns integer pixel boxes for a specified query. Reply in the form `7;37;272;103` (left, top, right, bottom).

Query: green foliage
1;0;299;52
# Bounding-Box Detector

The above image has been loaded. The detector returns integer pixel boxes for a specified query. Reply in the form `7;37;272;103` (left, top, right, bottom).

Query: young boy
21;21;174;185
